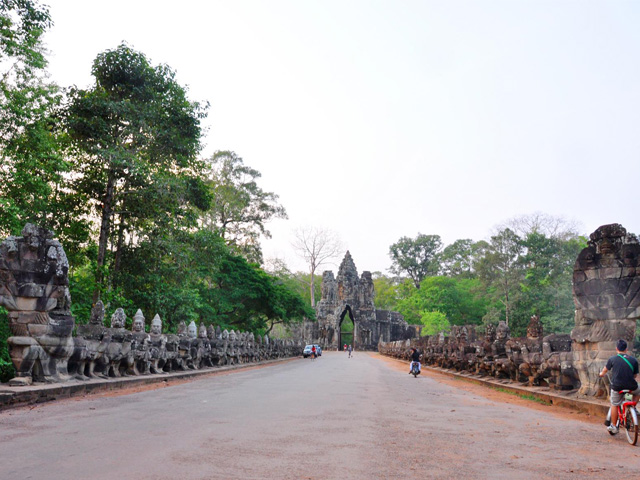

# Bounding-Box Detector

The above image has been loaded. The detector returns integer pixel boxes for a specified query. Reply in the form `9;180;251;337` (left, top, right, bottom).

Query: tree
200;150;287;263
498;212;581;241
514;231;586;335
65;43;207;301
475;228;523;327
394;276;487;327
0;1;90;253
1;0;52;146
291;227;343;307
371;272;401;311
388;233;442;288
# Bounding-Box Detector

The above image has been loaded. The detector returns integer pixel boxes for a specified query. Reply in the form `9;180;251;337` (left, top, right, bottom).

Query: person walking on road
348;345;353;358
311;344;317;361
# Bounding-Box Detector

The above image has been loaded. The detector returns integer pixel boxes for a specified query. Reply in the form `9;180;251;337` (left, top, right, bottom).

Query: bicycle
605;389;639;445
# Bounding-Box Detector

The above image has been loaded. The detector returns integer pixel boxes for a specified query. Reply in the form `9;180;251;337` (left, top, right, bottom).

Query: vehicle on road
410;361;420;378
606;389;639;445
303;345;314;358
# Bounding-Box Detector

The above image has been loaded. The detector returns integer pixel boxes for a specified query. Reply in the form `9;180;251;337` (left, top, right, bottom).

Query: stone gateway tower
307;251;416;350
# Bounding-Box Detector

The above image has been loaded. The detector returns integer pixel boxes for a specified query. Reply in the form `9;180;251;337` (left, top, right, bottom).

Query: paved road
1;351;639;480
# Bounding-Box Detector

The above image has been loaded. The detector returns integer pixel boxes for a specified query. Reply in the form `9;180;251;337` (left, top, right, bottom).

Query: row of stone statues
379;315;580;391
0;224;302;386
68;301;301;381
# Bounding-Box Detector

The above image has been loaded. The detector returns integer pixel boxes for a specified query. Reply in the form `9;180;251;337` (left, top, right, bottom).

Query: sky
42;0;640;274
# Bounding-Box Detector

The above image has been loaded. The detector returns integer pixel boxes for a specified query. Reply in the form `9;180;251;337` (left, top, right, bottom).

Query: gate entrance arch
338;305;355;351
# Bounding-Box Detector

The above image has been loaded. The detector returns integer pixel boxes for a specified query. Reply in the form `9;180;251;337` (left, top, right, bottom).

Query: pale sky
42;0;640;274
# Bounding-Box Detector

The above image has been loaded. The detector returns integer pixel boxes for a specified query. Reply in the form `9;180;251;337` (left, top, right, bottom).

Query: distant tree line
379;213;587;337
0;0;314;379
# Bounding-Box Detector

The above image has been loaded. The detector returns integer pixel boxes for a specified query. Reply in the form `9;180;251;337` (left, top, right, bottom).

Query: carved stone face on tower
132;309;145;333
150;314;162;335
199;324;207;338
187;321;197;339
111;308;126;328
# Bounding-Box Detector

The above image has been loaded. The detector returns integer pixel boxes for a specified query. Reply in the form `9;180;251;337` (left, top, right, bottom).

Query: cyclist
408;347;421;375
599;339;640;434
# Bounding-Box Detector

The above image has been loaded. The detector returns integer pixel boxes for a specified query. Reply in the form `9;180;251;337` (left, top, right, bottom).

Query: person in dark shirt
599;339;640;434
408;347;421;374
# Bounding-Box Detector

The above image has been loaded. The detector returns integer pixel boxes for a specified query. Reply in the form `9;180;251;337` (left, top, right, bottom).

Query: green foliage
201;151;287;263
475;228;524;327
65;42;208;299
419;311;450;336
111;229;312;334
372;272;400;310
392;276;487;330
389;233;442;289
0;307;15;382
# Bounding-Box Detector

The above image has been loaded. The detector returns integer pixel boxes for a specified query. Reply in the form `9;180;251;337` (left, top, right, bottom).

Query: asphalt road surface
1;351;640;480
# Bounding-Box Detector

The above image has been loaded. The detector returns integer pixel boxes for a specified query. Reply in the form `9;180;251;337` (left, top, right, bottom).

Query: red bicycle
606;389;639;446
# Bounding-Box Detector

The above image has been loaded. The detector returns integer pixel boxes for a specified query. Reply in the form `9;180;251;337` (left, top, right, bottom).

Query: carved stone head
110;308;126;328
187;321;197;339
198;324;207;338
573;224;640;322
216;325;222;340
526;315;543;339
89;300;105;326
150;314;162;335
222;329;229;340
132;309;145;333
496;321;510;341
207;325;215;339
177;321;187;336
484;323;496;343
229;330;237;341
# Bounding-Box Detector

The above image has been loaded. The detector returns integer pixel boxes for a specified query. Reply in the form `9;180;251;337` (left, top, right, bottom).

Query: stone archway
338;305;355;351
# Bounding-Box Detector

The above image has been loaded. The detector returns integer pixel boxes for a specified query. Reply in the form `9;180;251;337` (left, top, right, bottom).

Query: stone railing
0;224;302;386
379;319;580;392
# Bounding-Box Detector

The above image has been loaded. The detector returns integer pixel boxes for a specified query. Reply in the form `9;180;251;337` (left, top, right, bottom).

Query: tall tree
0;0;89;251
1;0;52;146
499;212;581;241
200;150;287;263
475;228;523;327
388;233;442;289
65;43;207;301
291;227;343;307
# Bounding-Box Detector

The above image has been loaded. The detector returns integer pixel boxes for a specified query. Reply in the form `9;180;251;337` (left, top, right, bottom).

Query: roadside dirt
376;353;603;426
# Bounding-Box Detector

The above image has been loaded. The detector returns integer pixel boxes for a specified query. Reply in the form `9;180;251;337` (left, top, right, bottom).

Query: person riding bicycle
408;347;421;375
599;339;640;434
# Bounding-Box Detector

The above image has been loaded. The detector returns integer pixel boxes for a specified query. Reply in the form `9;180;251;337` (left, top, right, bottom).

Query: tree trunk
93;168;115;302
310;269;315;307
113;216;125;275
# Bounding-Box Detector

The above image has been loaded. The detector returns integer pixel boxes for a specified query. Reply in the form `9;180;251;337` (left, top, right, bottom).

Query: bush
0;359;15;384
